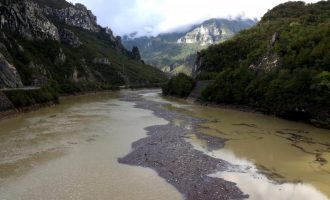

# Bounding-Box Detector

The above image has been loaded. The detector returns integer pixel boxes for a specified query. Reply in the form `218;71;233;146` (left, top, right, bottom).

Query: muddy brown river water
0;90;329;200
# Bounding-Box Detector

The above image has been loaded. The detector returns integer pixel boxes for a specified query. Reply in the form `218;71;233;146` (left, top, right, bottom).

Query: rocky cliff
43;3;100;32
0;52;23;88
0;0;164;90
0;0;59;40
123;18;256;75
177;19;255;46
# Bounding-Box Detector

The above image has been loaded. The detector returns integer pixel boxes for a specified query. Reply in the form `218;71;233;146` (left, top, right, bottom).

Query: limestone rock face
249;32;281;72
114;36;129;54
0;53;23;88
59;28;82;48
93;57;111;65
177;19;255;46
105;27;117;42
29;62;49;86
0;1;100;41
44;3;100;32
0;0;60;40
0;0;147;89
130;46;141;60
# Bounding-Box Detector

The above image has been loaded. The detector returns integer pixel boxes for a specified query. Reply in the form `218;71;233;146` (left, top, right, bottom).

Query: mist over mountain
123;18;257;75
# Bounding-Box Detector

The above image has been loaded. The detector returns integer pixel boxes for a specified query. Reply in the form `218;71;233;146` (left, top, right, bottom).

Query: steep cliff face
123;18;256;75
0;0;165;90
0;52;23;88
0;0;59;40
177;19;255;46
177;24;223;46
43;3;100;32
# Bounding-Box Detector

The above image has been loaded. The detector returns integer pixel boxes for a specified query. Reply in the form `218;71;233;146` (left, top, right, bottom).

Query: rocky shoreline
119;91;248;200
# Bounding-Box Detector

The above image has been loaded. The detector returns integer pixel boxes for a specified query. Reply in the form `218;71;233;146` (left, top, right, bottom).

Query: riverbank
119;91;248;200
121;90;330;199
163;76;330;130
193;100;330;130
0;85;163;122
187;86;330;130
0;90;184;200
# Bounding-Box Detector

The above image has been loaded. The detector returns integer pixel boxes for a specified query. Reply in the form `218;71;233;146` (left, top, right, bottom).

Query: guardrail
0;87;41;91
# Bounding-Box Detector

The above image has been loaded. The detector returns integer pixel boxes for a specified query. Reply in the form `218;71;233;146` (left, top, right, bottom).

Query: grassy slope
65;25;167;85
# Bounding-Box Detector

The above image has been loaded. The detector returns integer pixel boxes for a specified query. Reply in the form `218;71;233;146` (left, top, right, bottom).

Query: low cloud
69;0;319;36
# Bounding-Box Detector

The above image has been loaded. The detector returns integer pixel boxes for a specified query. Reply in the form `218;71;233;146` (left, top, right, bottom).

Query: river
0;89;329;200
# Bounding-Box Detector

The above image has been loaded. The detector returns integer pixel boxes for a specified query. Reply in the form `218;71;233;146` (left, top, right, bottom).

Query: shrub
162;73;195;98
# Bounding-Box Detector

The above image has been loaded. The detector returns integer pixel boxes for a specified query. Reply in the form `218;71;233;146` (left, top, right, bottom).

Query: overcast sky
68;0;319;36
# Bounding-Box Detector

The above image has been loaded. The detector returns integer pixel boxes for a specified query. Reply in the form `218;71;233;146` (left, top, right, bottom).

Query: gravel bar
118;90;248;200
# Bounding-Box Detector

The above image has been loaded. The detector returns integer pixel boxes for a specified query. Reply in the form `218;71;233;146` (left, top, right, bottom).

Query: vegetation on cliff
192;1;330;126
4;85;59;109
0;0;166;95
162;73;195;98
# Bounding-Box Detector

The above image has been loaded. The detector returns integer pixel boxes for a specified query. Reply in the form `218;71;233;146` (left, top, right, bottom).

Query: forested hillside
166;1;330;128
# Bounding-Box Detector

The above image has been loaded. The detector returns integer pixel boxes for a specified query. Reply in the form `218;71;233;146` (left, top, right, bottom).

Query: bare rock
0;53;23;88
59;28;82;48
0;0;60;40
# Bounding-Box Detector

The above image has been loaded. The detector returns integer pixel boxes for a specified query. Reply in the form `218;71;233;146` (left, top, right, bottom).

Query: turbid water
186;103;330;199
143;91;330;199
0;91;183;200
0;90;329;200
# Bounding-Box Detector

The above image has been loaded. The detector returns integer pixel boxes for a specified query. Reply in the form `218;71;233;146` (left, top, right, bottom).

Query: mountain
123;18;257;75
0;0;166;92
191;1;330;128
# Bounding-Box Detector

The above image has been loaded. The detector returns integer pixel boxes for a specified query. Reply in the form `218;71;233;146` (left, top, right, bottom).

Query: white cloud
68;0;320;36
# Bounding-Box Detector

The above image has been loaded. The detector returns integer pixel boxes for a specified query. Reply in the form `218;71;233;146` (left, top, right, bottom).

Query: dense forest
163;1;330;127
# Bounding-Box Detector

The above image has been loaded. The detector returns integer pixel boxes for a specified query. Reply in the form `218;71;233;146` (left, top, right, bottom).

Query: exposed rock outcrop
93;57;111;65
249;32;281;72
177;18;256;46
130;46;141;60
192;52;206;77
43;3;100;32
72;60;97;83
59;28;82;48
55;48;66;64
0;0;60;40
29;62;48;86
114;36;128;54
177;23;225;46
0;53;23;88
105;27;117;42
0;0;101;42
